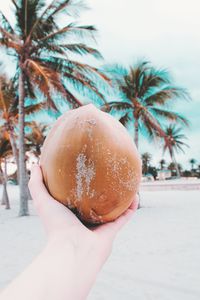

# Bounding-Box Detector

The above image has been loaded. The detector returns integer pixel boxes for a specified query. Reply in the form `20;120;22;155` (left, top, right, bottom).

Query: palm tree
178;163;183;174
0;0;108;216
159;159;166;170
189;158;196;171
0;131;13;209
164;125;188;178
167;162;176;175
198;165;200;177
26;121;48;162
141;152;152;174
0;74;19;173
0;73;43;183
102;61;189;148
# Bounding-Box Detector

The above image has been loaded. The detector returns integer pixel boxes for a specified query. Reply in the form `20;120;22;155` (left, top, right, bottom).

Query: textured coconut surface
40;104;141;224
1;185;200;300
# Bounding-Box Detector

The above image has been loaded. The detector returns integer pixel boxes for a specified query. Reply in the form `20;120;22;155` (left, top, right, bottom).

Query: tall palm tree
159;159;166;170
167;162;176;175
198;165;200;177
189;158;196;171
141;152;152;174
102;61;189;148
26;121;48;162
0;74;19;170
0;73;44;183
0;0;108;216
163;125;188;178
0;131;13;209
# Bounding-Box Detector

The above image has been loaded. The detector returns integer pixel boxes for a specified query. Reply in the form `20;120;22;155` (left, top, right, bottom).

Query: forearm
0;237;102;300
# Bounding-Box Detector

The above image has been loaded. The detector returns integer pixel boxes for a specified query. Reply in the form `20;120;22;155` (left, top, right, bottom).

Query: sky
0;0;200;168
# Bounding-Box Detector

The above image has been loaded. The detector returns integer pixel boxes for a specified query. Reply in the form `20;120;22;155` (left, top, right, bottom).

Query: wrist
43;231;110;299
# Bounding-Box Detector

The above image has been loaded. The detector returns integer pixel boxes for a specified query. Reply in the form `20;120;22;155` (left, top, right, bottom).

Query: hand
29;164;138;258
27;164;138;300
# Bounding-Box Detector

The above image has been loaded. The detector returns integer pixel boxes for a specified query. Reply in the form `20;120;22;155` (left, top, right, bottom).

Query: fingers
29;165;139;240
28;164;81;234
94;195;139;240
28;164;53;205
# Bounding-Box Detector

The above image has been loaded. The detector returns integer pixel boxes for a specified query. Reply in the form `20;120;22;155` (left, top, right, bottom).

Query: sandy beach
0;184;200;300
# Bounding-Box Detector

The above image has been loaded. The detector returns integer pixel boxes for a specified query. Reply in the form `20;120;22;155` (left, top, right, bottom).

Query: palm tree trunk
133;114;141;208
134;117;139;149
0;161;10;209
172;152;180;178
0;162;5;205
4;158;10;209
3;182;10;209
8;129;19;183
8;127;31;200
18;67;29;216
1;185;6;205
1;169;6;206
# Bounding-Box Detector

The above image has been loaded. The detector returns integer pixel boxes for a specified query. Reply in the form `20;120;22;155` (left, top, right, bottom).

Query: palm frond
101;101;133;113
151;108;189;126
25;59;58;111
24;75;37;99
0;131;12;158
101;64;128;78
0;26;20;43
62;88;83;108
59;43;102;59
0;38;21;53
31;42;102;60
26;58;83;109
130;61;149;95
66;59;109;82
138;68;171;98
14;0;47;39
25;121;48;156
0;75;16;115
63;71;106;103
163;124;189;154
31;42;67;56
145;86;189;106
38;23;96;43
44;0;87;18
119;112;132;127
25;102;45;115
0;11;14;34
141;115;158;140
39;56;110;83
11;0;19;10
141;108;166;138
27;0;87;41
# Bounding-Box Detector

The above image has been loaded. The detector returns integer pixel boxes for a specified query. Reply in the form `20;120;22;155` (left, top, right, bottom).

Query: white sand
0;185;200;300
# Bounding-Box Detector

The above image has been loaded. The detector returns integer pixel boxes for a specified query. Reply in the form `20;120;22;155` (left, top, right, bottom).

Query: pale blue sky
1;0;200;168
79;0;200;168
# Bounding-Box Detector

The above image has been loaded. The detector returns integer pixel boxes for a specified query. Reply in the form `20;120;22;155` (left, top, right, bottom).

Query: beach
0;184;200;300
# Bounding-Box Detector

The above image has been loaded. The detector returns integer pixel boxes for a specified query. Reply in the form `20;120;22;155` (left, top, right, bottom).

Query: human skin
0;165;138;300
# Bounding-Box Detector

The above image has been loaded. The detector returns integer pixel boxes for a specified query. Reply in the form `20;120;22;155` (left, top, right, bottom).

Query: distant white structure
157;169;171;180
142;174;154;182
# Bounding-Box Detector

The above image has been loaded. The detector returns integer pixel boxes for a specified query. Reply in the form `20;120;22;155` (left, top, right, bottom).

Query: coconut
40;104;141;224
